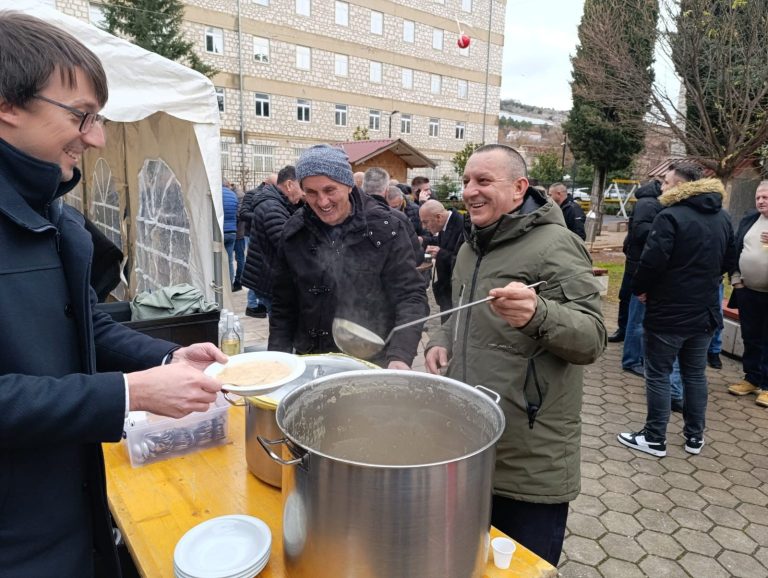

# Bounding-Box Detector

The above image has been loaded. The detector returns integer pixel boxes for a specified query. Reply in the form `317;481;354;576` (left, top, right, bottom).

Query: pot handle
222;390;246;407
256;436;303;466
475;385;501;404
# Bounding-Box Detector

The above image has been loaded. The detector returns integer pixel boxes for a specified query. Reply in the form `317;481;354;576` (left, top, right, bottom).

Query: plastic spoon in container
332;281;547;360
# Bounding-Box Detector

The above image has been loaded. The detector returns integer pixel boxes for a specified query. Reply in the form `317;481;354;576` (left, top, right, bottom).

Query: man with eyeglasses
0;12;226;577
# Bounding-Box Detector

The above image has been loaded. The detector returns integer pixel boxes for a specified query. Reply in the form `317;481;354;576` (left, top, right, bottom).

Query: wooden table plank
104;406;556;578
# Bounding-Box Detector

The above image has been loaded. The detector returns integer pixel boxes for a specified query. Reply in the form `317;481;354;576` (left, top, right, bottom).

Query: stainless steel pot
245;354;377;487
259;370;504;578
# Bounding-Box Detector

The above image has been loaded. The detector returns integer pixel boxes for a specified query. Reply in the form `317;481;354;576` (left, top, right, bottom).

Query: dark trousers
234;237;246;284
738;287;768;389
491;495;568;567
616;266;633;334
644;329;711;440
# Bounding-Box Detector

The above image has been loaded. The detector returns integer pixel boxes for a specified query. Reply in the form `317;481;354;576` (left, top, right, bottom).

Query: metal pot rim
275;369;505;469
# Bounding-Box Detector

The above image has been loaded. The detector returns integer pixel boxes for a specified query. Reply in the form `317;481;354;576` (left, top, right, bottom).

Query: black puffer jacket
560;194;586;240
240;184;298;297
268;187;428;366
369;193;424;264
238;181;267;238
403;199;424;236
632;178;735;333
624;180;662;274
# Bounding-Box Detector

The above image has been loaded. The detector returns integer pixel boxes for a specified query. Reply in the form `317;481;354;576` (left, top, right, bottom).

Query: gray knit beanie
296;144;354;188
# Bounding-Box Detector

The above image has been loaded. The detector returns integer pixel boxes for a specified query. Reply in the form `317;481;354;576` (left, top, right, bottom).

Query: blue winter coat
0;137;176;577
222;186;238;234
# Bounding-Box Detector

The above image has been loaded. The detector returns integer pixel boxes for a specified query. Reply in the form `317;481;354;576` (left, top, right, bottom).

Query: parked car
572;187;591;201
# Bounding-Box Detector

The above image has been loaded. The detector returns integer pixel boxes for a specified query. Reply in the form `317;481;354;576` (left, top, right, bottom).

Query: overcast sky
500;0;585;110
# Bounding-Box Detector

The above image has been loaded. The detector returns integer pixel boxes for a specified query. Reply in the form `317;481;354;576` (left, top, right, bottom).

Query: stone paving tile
234;290;768;576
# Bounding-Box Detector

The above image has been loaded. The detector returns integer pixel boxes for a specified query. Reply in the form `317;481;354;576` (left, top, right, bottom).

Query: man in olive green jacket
426;144;606;566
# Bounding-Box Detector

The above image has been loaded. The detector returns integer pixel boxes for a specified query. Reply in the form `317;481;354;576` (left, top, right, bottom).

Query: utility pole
388;110;399;139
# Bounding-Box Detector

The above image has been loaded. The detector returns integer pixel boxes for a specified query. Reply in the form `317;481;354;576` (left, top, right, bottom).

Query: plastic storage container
124;394;230;467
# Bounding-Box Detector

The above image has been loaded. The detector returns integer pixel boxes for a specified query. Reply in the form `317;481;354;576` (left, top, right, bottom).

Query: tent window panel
135;159;191;294
255;93;270;117
205;27;224;54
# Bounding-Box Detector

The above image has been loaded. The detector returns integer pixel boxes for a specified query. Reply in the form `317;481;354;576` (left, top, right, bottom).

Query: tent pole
211;197;223;308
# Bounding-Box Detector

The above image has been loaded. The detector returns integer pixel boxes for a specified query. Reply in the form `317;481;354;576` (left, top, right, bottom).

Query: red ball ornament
457;34;471;49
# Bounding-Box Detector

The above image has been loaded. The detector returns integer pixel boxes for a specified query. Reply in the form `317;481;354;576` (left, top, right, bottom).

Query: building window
296;0;310;16
370;61;382;84
334;54;348;76
253;36;270;63
402;68;413;89
215;87;225;112
432;29;443;50
254;93;270;117
251;145;275;176
431;74;442;94
461;0;472;11
253;0;269;5
457;79;468;99
297;99;311;122
335;104;348;127
429;118;439;137
459;44;470;57
401;114;412;134
335;1;348;26
455;122;465;140
403;20;414;43
370;10;383;35
205;27;224;54
296;45;311;70
88;3;106;28
369;110;381;131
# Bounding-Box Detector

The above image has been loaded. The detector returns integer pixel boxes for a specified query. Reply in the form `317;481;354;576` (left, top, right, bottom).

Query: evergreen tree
103;0;216;78
451;142;482;176
529;152;563;185
563;0;658;239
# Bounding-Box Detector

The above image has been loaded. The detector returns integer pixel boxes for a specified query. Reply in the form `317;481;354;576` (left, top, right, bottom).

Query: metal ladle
332;281;547;360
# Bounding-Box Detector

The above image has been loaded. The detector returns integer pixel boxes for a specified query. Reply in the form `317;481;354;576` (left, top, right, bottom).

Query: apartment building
45;0;505;188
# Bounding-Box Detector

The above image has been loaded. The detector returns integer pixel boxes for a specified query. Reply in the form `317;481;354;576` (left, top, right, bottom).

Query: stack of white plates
174;515;271;578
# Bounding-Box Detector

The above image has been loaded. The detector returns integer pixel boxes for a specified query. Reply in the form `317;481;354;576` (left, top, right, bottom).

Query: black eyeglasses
33;95;106;133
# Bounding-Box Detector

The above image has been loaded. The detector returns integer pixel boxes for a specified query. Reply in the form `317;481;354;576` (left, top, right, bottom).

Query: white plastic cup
491;537;516;570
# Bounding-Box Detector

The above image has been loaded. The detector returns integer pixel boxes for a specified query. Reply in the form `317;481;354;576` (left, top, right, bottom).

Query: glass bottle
220;312;241;355
218;308;229;348
233;315;245;353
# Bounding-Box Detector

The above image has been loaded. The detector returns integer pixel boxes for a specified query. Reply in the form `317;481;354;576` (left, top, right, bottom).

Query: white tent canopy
14;1;226;305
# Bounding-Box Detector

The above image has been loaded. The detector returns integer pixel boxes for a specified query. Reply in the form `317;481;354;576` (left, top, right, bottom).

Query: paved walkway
230;287;768;577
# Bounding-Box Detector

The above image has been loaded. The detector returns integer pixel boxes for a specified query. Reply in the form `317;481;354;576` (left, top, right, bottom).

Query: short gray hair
472;144;528;179
385;185;404;204
363;167;390;196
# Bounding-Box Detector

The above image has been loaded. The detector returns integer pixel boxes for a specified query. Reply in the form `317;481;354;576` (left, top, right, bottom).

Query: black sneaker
707;352;722;369
245;305;268;318
617;430;667;457
684;435;704;455
232;282;243;292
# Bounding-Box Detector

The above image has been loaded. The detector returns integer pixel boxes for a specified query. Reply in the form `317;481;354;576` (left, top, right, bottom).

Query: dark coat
632;178;735;334
559;195;586;240
238;181;267;237
432;209;467;310
268;187;428;366
403;199;424;236
624;180;662;274
0;138;175;577
369;193;424;265
241;184;299;298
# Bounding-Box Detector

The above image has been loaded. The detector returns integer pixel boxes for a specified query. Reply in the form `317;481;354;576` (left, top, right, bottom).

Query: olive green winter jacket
427;190;606;503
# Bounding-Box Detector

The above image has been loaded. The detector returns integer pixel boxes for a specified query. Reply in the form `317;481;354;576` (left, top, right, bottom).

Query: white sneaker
618;430;667;457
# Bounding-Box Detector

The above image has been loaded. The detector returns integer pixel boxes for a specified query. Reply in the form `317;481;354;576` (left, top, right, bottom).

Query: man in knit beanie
268;144;428;369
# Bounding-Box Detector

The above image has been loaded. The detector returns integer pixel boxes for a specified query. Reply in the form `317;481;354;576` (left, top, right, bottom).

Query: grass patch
594;260;624;304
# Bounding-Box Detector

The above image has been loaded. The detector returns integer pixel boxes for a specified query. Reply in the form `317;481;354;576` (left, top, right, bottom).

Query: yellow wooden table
104;406;556;578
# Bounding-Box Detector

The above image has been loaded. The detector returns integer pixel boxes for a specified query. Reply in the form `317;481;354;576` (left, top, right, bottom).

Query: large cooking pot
258;370;504;578
245;354;377;487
